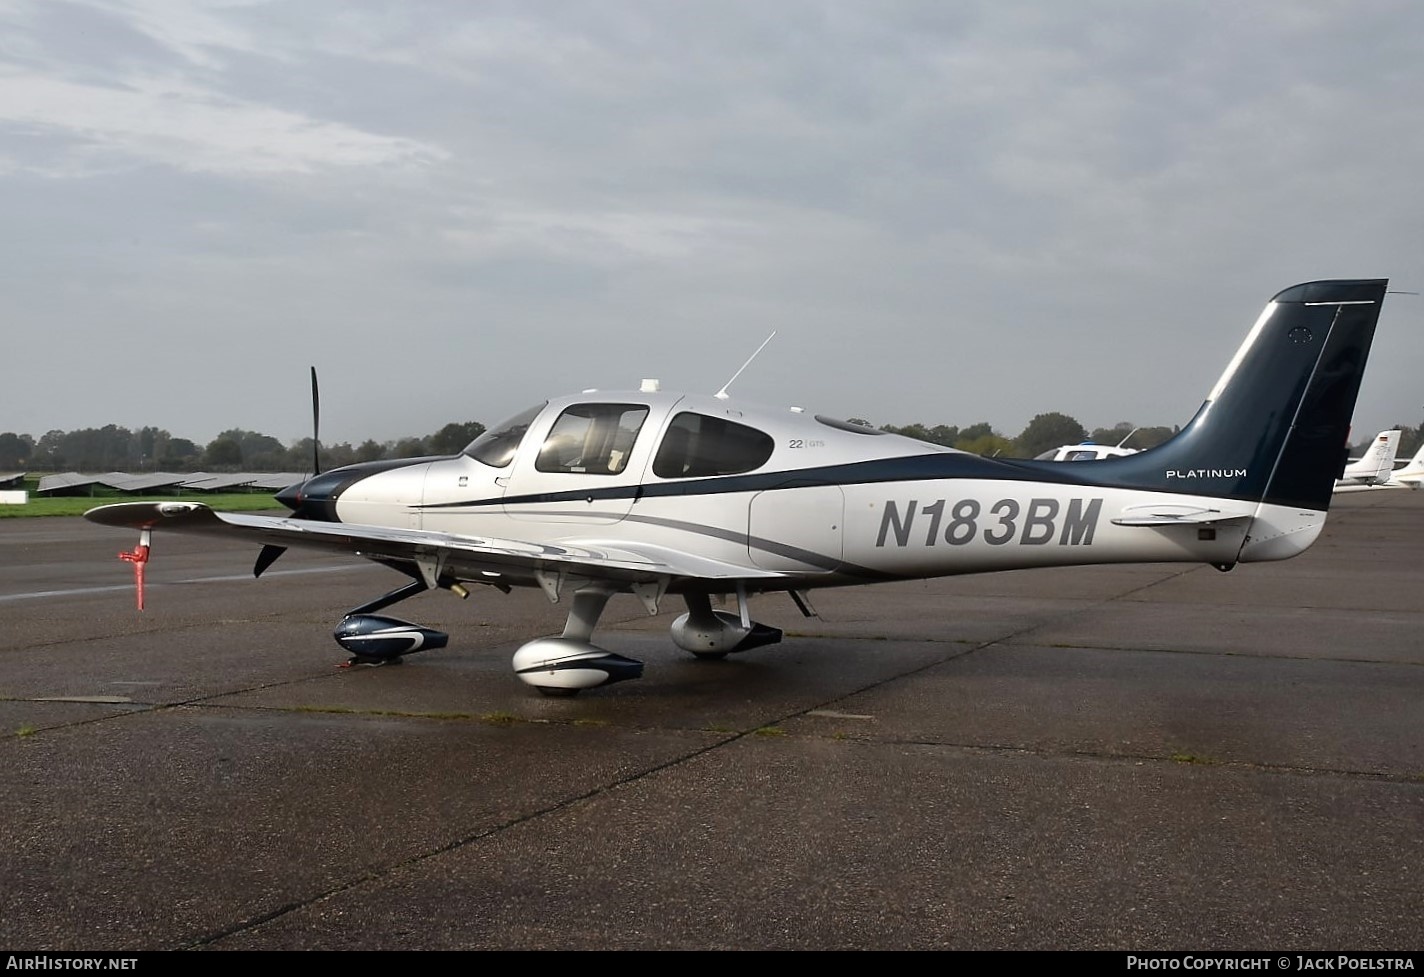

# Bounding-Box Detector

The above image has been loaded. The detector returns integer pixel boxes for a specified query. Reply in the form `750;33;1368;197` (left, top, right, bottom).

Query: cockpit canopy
463;402;545;468
463;400;776;478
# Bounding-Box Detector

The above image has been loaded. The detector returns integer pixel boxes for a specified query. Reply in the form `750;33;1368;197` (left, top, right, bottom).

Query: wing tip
83;500;212;526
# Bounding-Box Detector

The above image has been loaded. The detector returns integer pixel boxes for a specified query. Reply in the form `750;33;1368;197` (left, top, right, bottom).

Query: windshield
463;402;546;468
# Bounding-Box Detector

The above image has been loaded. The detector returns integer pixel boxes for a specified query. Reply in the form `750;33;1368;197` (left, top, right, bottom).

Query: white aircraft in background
87;279;1389;696
1334;429;1400;490
1386;443;1424;489
1036;441;1141;462
1335;440;1424;493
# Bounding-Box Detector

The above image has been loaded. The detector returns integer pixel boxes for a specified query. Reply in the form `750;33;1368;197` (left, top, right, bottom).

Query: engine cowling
670;609;783;657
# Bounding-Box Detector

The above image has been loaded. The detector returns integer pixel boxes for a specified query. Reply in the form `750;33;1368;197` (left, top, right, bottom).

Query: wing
84;501;784;590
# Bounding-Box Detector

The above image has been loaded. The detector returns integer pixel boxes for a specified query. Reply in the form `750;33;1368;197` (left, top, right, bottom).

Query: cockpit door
502;401;655;524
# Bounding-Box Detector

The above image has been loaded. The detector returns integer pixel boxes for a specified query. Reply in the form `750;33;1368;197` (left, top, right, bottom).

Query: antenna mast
715;331;776;400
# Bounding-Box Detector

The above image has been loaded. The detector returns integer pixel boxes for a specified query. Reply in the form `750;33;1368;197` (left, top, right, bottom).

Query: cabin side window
653;412;775;478
464;402;546;468
536;403;649;475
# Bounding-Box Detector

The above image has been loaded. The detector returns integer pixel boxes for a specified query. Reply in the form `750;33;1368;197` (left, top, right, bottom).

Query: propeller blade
310;366;321;476
260;368;321;577
254;544;287;578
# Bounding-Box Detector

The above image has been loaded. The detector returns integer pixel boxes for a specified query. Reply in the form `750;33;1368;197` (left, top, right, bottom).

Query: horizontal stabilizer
1112;502;1256;526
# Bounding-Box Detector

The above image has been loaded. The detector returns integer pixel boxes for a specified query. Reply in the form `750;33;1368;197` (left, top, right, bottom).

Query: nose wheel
333;613;449;665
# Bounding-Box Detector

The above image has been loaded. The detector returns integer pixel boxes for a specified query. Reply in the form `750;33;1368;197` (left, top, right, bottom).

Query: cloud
0;70;445;176
1;1;1421;446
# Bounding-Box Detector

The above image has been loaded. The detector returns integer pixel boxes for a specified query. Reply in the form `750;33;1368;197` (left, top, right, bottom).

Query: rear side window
653;412;774;478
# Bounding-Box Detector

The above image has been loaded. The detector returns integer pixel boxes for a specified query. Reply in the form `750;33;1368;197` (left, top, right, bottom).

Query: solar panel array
37;472;99;493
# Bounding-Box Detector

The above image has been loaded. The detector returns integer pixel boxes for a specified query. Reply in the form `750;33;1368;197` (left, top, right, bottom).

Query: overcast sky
3;0;1422;449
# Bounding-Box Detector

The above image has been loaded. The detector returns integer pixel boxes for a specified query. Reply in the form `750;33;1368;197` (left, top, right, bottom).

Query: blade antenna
310;366;321;476
714;331;776;400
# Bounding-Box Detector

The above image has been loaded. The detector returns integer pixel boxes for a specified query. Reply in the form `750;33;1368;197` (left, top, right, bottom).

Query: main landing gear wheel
511;588;647;695
512;637;645;694
670;593;783;660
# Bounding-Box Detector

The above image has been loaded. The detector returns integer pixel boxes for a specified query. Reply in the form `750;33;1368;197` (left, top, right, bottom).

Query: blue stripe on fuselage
415;453;1140;512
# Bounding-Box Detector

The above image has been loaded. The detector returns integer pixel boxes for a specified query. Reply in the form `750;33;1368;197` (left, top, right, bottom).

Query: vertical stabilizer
1103;279;1387;511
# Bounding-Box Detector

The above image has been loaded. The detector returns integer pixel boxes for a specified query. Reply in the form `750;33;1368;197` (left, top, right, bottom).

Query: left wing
84;501;785;590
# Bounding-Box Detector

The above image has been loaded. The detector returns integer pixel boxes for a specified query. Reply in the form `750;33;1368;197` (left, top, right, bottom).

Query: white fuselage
326;391;1321;593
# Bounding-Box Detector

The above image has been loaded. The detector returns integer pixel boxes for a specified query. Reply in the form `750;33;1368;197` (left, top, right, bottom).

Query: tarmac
0;492;1421;951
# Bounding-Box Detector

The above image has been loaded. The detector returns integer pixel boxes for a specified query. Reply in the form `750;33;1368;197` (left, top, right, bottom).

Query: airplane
1382;442;1424;489
1035;441;1140;462
1333;440;1424;493
1333;429;1400;489
86;278;1389;696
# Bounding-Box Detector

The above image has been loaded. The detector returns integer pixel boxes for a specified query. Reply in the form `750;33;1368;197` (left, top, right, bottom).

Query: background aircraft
1335;429;1400;489
87;279;1388;695
1035;441;1141;462
1334;440;1424;493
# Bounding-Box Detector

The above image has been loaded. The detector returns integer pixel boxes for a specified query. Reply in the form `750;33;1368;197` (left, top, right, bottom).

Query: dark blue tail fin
1107;279;1387;510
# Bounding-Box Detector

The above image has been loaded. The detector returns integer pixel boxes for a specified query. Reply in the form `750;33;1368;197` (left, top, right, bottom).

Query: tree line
866;413;1180;459
867;414;1424;461
0;422;485;473
3;414;1415;473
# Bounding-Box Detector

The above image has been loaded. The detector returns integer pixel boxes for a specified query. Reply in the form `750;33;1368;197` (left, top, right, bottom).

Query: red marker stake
117;530;153;610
